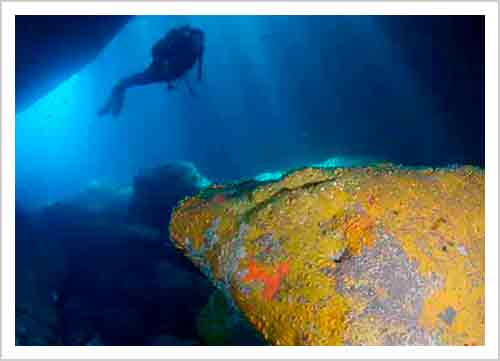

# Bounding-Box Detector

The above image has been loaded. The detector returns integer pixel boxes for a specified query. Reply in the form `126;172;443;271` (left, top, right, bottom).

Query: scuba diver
98;25;205;118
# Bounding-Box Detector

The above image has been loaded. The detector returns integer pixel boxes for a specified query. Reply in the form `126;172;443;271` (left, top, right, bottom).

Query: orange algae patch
242;259;289;300
211;193;226;205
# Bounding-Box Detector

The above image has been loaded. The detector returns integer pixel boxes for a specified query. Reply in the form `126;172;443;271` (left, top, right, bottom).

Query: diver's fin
98;87;125;118
97;97;113;117
110;89;125;117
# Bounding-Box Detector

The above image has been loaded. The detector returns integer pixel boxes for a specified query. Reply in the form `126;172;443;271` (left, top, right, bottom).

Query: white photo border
1;1;498;359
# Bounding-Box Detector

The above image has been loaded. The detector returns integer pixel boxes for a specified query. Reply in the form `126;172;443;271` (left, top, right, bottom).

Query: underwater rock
51;217;212;345
196;289;267;345
15;206;67;345
170;164;484;346
129;162;211;231
63;180;132;221
17;196;213;345
147;334;200;346
85;335;104;346
16;15;131;112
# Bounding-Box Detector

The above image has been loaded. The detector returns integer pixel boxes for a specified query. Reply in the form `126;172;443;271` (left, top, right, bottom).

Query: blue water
15;15;484;209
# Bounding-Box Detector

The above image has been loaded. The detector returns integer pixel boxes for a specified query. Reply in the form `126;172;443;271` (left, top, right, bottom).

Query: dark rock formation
128;162;211;232
15;206;67;345
16;15;131;112
62;181;132;223
15;163;214;345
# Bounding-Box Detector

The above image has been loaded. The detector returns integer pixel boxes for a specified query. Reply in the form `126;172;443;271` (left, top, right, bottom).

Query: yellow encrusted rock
169;164;484;345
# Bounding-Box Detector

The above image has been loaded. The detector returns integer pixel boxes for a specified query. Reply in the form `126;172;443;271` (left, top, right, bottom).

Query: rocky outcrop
170;164;484;345
15;206;66;345
16;15;131;112
129;162;211;232
15;163;214;345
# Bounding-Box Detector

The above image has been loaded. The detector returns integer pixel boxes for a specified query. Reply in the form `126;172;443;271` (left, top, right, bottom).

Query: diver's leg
97;64;159;117
97;89;120;117
116;69;158;90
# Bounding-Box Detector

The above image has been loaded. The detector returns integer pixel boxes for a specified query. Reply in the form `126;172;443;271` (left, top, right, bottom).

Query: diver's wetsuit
98;25;205;118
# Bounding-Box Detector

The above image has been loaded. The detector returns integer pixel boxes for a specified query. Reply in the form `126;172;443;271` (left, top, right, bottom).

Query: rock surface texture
170;164;484;346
